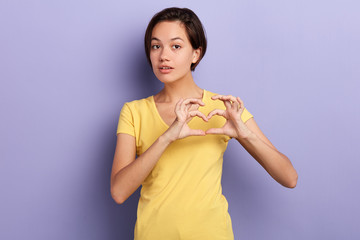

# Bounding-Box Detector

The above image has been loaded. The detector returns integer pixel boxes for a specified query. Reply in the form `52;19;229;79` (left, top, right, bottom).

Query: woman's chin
155;75;178;84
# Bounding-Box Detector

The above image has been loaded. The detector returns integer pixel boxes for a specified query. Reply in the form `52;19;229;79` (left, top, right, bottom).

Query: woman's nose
160;47;170;61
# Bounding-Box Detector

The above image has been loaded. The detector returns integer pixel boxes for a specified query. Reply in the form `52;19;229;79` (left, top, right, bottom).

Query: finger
235;97;245;112
176;98;184;106
211;94;223;100
221;95;241;110
232;100;239;110
188;129;206;136
175;98;184;112
205;127;225;135
183;98;205;106
236;97;244;110
224;100;232;109
211;94;237;103
181;98;205;112
207;109;226;120
190;103;200;110
189;110;208;122
211;95;237;109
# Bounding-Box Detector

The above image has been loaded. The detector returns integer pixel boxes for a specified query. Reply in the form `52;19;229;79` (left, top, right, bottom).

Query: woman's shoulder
121;95;153;111
204;89;221;97
205;88;237;98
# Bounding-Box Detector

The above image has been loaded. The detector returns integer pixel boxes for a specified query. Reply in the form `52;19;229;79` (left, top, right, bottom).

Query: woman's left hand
205;94;253;139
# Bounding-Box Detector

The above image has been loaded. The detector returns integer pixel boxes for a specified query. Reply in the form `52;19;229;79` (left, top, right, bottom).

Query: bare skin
110;20;298;204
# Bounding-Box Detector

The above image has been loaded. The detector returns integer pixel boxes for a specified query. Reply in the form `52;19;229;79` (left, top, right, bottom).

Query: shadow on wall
108;42;162;239
135;48;162;98
115;36;162;100
110;188;141;239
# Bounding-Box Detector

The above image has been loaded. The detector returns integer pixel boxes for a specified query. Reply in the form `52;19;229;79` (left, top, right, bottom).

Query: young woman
110;7;298;240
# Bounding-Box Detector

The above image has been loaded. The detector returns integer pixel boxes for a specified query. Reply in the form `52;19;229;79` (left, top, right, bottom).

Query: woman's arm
236;118;298;188
110;133;172;204
110;98;207;204
205;94;298;188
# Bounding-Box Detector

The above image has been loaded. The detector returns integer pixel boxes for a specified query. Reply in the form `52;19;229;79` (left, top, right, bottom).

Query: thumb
205;128;224;135
189;129;206;136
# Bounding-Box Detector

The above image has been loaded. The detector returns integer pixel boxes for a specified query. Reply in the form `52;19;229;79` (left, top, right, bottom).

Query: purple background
1;0;359;239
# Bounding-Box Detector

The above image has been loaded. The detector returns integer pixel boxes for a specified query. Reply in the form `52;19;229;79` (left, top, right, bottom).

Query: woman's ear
192;47;202;63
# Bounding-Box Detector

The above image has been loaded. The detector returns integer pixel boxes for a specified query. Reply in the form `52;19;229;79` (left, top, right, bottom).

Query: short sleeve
116;102;135;137
241;107;254;123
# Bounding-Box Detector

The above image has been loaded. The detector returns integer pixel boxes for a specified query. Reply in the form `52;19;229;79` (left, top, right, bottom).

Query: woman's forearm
112;135;171;204
236;132;298;188
112;99;206;204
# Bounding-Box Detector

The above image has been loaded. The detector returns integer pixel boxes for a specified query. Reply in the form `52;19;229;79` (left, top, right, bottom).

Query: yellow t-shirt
116;89;254;240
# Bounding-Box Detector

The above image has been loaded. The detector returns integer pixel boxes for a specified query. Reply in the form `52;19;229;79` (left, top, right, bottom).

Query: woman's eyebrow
170;37;184;41
151;37;184;42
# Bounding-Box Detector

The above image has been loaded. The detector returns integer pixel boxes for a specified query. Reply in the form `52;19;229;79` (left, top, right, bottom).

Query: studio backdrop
1;0;359;239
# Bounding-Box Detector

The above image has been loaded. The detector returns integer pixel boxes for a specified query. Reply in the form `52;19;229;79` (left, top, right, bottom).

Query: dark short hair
144;7;207;71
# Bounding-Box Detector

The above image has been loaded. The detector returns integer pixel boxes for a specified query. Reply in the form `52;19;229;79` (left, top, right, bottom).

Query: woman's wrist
234;121;253;140
161;125;179;144
161;119;184;144
158;133;174;146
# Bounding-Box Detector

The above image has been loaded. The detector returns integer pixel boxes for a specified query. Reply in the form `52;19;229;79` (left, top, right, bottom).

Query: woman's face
150;21;200;83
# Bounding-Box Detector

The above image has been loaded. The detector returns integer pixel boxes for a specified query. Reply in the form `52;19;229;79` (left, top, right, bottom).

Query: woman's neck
155;74;203;103
154;80;203;104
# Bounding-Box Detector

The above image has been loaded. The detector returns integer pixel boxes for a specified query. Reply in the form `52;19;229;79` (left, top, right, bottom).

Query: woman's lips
159;67;173;74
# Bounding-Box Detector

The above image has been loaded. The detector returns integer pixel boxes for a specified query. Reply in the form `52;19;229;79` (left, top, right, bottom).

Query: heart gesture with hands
164;95;252;143
206;95;252;139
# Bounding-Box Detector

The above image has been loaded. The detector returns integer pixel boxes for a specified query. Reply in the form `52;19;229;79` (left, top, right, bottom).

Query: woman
111;7;298;240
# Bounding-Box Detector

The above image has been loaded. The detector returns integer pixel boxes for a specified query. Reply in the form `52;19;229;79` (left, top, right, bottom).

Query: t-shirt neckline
150;89;207;128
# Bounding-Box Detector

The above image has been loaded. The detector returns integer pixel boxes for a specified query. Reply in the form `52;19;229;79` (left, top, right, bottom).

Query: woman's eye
151;45;160;50
172;45;181;49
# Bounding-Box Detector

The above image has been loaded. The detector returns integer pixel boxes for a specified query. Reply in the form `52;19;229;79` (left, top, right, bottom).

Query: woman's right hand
163;98;208;143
